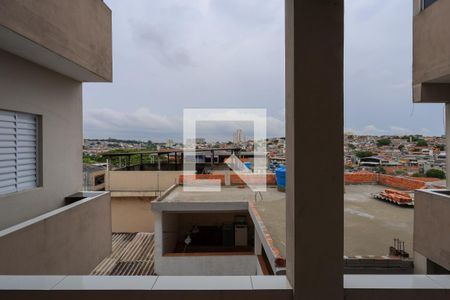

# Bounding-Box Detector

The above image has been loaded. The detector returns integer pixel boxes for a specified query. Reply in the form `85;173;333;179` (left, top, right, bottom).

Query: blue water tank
275;165;286;189
244;162;252;170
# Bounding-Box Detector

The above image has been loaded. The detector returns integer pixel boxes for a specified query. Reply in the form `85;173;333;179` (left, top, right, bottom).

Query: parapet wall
344;172;435;190
178;173;277;187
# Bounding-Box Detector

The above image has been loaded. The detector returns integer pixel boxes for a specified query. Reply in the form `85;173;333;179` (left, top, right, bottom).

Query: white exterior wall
154;210;258;275
0;49;82;230
414;251;428;274
107;171;183;195
156;255;257;276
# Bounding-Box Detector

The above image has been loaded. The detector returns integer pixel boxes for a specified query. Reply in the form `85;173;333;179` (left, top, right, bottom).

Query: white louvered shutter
0;110;38;195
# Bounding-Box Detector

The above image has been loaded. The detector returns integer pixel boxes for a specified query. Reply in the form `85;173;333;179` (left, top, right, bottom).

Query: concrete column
285;0;344;299
446;104;450;188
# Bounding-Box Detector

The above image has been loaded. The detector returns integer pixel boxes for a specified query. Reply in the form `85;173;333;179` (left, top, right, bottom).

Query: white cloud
348;124;435;136
418;128;431;136
360;125;385;135
84;108;284;141
388;126;410;134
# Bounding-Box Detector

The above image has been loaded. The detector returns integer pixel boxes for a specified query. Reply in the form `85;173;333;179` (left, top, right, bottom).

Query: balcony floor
91;232;155;276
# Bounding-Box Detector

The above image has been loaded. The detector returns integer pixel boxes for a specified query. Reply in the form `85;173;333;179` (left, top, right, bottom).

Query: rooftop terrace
151;184;287;271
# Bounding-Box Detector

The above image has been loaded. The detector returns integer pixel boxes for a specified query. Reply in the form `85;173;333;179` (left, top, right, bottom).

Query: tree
437;144;445;151
348;143;356;150
402;135;419;142
425;169;446;179
398;144;405;151
375;167;386;174
355;150;375;159
377;138;391;147
395;169;406;175
416;139;428;147
412;172;425;178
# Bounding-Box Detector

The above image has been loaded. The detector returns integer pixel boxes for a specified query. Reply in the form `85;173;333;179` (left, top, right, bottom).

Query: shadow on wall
112;197;156;233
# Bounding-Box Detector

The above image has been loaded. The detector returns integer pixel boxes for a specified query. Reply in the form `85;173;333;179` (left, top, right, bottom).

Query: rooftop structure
103;147;244;172
151;184;286;276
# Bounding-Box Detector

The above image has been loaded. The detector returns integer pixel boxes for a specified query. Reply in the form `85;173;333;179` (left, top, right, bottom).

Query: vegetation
437;144;445;151
425;169;446;179
398;144;405;151
93;138;153;145
376;138;391;147
102;147;161;167
82;155;104;165
375;167;386;174
416;139;428;147
83;146;159;166
394;169;407;175
412;172;425;178
402;135;421;142
348;143;356;150
355;150;375;159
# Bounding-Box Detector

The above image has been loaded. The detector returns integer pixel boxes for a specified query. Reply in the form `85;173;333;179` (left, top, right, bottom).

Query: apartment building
0;0;112;274
412;0;450;275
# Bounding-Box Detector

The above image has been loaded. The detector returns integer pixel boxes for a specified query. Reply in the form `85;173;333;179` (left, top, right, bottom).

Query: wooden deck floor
91;232;155;276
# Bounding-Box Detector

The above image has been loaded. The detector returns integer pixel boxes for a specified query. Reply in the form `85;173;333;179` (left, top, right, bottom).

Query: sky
83;0;445;142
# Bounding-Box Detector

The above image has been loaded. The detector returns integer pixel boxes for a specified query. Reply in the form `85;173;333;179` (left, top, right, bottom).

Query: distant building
233;129;244;144
166;139;174;148
185;137;206;146
196;138;206;144
83;164;107;191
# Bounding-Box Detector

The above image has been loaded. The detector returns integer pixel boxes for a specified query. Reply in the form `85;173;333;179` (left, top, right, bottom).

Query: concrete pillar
446;104;450;188
285;0;344;299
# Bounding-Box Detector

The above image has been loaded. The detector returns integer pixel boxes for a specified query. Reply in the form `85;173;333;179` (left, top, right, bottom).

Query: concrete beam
0;0;112;82
447;104;450;188
413;83;450;103
413;0;450;87
285;0;344;298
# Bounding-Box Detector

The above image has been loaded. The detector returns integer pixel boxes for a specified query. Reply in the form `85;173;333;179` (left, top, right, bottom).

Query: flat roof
344;184;413;256
152;186;267;212
151;185;287;265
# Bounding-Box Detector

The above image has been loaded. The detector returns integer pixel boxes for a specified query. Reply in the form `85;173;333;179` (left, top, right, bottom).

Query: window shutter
0;110;38;195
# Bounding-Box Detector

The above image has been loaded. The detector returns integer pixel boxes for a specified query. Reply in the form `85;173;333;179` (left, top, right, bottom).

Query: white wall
154;211;257;275
107;171;183;193
156;255;257;276
0;192;111;275
0;49;82;230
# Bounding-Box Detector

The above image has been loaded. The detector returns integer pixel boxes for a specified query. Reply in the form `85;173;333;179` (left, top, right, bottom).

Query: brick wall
179;174;225;185
345;172;433;190
378;174;426;190
344;172;377;185
230;174;277;186
383;165;419;175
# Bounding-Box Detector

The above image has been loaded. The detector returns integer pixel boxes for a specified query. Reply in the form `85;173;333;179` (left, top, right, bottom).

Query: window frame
0;109;41;196
421;0;438;11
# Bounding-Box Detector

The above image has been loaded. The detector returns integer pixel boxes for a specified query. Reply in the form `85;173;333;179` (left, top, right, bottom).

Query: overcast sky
83;0;445;142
